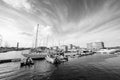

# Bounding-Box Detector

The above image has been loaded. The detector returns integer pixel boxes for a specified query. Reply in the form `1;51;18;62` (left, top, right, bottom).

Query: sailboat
22;24;48;60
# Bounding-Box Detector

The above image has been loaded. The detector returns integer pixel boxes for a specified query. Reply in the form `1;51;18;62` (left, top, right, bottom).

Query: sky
0;0;120;47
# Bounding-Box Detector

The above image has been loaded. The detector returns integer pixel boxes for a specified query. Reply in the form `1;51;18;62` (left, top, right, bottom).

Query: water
1;51;120;80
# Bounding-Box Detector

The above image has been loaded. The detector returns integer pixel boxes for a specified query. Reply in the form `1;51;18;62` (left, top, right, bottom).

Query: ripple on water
1;54;120;80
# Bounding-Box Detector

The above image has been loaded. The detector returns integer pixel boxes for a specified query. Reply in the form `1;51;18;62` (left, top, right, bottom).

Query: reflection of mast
35;24;39;48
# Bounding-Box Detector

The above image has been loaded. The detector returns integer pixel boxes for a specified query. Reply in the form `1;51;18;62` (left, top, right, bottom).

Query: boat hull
22;53;47;60
45;56;60;64
20;62;34;67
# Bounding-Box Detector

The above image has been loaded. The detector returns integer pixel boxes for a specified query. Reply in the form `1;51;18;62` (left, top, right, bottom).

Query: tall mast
35;24;39;48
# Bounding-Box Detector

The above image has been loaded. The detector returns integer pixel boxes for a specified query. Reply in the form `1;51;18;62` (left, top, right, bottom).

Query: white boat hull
45;56;60;64
22;53;47;59
45;56;55;63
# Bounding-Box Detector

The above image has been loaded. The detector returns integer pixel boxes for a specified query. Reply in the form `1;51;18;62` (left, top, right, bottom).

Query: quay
0;51;25;64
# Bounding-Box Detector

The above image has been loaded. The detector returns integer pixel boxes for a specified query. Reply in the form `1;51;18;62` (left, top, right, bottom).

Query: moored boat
20;57;34;67
22;49;48;59
22;52;47;60
58;55;68;62
45;54;68;64
22;24;48;59
45;55;60;64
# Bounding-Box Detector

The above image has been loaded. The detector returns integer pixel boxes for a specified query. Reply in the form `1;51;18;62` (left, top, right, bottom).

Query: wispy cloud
35;25;53;38
2;0;31;11
20;32;33;36
0;0;120;47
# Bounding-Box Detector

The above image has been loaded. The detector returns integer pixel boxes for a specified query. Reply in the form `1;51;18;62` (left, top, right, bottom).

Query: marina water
1;51;120;80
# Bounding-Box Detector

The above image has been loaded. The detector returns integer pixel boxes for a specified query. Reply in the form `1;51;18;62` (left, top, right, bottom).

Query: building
17;42;19;50
59;45;68;52
51;46;59;50
87;42;104;51
68;44;73;50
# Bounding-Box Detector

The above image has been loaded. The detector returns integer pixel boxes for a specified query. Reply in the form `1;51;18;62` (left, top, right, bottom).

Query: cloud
20;32;33;36
37;25;53;37
0;0;120;47
0;15;34;47
2;0;31;10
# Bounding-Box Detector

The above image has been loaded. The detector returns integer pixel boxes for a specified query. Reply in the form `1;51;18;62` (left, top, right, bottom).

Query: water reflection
11;60;58;80
1;52;120;80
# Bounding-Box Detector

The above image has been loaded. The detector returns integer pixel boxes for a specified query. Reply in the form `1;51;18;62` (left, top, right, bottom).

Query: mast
35;24;39;48
46;35;48;47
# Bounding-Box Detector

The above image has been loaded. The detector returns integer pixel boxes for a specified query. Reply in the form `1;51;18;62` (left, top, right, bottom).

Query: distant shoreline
0;47;30;53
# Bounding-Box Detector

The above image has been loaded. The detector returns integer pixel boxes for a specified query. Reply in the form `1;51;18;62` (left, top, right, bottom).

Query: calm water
1;51;120;80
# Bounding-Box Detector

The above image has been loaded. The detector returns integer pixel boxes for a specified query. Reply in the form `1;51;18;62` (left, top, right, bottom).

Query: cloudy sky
0;0;120;47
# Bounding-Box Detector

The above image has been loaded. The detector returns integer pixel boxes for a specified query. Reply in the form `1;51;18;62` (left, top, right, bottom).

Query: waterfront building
72;45;79;49
17;42;19;50
52;46;59;50
87;42;104;51
68;44;73;50
59;45;68;52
